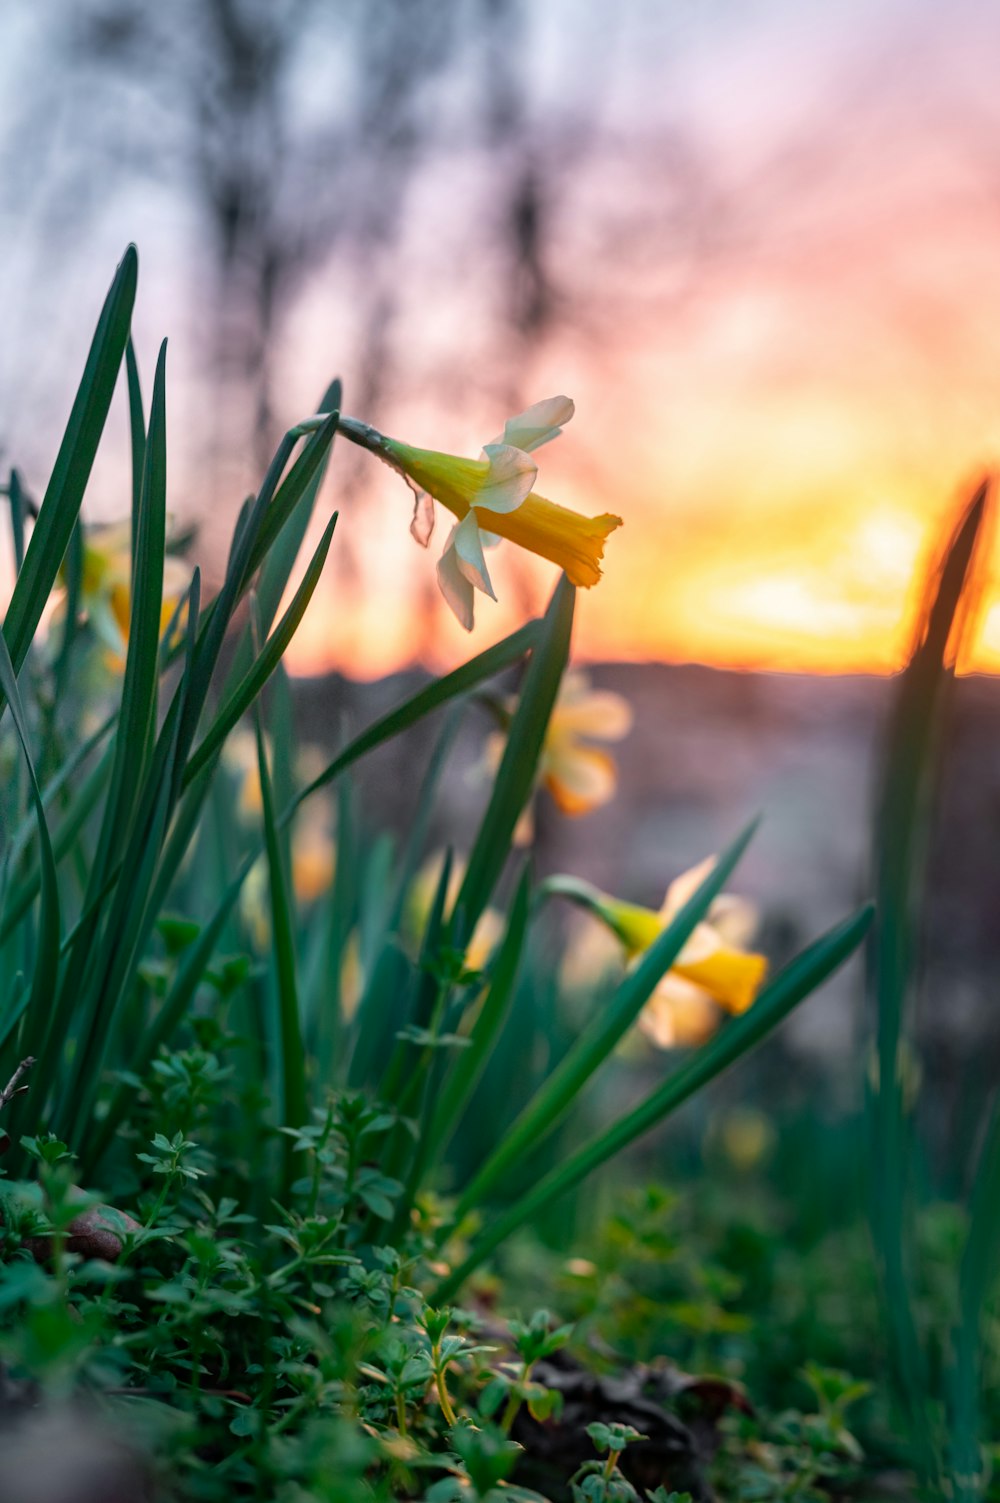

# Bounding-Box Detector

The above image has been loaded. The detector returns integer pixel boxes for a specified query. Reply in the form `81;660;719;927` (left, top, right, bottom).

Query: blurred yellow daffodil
556;856;768;1049
56;519;192;669
289;821;336;904
486;670;633;822
338;397;621;630
224;730;336;910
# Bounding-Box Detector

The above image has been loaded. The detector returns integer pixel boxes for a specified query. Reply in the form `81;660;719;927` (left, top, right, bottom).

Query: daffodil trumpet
337;398;621;630
545;859;768;1047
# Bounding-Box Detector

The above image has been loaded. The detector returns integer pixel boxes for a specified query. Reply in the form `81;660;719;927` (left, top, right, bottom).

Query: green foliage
867;482;1000;1497
0;251;874;1498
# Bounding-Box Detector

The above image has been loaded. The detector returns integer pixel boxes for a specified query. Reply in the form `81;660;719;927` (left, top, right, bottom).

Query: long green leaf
452;818;758;1220
85;849;256;1173
125;336;146;581
2;247;137;687
869;482;989;1493
451;576;574;945
0;745;113;944
425;868;532;1171
434;903;873;1301
285;620;541;825
253;608;307;1158
0;631;61;1057
184;513;337;786
952;1092;1000;1496
100;337;168;850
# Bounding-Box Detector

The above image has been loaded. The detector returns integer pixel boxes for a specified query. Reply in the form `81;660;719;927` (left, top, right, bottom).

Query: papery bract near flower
338;397;621;629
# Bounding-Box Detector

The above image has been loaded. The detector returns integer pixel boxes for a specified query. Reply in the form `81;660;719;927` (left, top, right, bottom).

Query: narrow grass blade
303;778;358;1079
2;246;137;685
53;578;200;1143
452;818;758;1220
100;337;167;844
0;745;113;944
253;621;307;1153
51;519;84;707
125;336;145;577
425;868;531;1170
435;903;873;1301
4;712;114;872
85;851;256;1172
368;849;454;1100
869;482;990;1493
952;1094;1000;1497
184;513;337;785
7;469;26;574
285;620;541;822
451;576;574;945
0;629;61;1051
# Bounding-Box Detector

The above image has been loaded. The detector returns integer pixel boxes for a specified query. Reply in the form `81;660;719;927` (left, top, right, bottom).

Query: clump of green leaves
713;1365;869;1502
0;248;876;1498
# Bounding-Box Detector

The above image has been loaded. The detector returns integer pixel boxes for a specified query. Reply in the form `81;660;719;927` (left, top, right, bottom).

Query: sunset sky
4;1;1000;678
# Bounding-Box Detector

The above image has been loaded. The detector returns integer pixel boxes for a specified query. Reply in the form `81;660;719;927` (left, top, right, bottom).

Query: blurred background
2;0;1000;1067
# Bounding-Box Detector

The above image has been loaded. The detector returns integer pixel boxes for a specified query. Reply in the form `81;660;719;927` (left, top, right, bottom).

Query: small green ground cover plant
0;244;977;1500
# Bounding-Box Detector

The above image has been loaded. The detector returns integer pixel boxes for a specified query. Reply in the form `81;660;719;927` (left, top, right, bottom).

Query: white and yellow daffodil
557;856;768;1049
56;519;192;669
338;397;621;630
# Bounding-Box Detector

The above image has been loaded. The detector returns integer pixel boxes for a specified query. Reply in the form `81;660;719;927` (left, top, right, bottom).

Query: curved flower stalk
555;856;768;1048
338;397;621;629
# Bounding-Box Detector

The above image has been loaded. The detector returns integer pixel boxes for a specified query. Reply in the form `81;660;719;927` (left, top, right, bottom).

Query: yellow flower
290;822;336;904
538;670;635;816
57;519;191;668
481;671;633;841
557;856;768;1049
338;398;621;629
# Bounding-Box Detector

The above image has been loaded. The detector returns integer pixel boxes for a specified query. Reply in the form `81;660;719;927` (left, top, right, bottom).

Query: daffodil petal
709;894;760;948
542;743;618;815
551;688;634;742
661;855;718;922
477;443;538;513
489;396;576;452
452;511;497;599
640;976;720;1049
480;530;502;549
436;530;477;631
